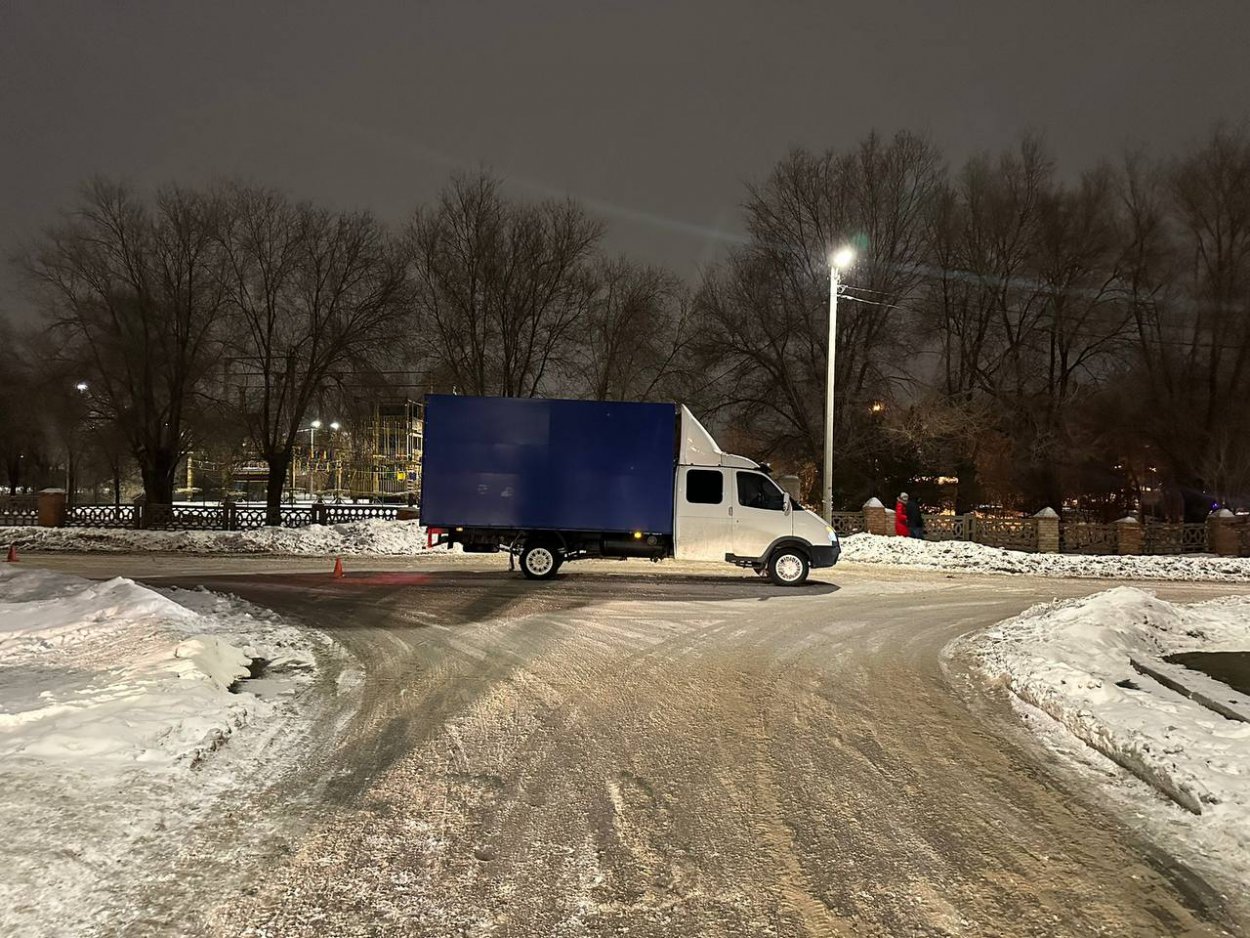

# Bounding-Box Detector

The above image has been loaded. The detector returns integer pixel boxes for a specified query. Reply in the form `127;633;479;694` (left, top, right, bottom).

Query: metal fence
920;513;1039;551
0;495;39;526
829;511;867;537
1142;522;1208;554
64;505;137;529
923;514;972;541
59;502;402;531
1060;522;1118;555
974;517;1040;551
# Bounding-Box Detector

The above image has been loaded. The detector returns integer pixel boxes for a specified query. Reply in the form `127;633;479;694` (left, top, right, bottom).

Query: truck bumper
810;544;839;568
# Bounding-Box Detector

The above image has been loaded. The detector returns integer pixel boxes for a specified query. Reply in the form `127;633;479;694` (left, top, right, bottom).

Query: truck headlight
826;526;838;543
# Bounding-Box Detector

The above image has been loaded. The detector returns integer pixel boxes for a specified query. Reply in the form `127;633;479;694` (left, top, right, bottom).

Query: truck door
673;467;732;562
733;470;791;559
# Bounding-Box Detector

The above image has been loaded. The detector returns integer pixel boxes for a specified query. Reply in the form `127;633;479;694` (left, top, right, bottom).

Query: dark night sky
2;0;1248;318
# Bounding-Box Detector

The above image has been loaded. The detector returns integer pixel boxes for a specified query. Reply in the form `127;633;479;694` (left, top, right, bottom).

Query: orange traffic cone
332;557;344;578
5;544;16;563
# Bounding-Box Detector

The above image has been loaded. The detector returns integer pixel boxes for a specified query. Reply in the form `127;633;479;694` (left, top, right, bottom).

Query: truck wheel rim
775;555;803;582
527;548;554;575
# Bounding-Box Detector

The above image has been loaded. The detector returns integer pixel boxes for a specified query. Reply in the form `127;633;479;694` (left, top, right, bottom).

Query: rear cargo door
673;467;731;562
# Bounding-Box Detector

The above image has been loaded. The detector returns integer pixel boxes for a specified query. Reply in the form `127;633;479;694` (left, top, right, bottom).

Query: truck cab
674;407;838;584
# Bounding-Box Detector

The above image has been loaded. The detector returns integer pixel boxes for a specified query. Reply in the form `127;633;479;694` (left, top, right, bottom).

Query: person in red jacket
894;493;910;536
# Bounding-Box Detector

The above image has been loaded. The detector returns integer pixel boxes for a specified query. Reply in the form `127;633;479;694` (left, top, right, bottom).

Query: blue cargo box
421;396;677;534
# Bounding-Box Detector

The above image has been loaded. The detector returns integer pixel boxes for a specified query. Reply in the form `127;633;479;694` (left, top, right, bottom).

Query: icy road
24;554;1250;936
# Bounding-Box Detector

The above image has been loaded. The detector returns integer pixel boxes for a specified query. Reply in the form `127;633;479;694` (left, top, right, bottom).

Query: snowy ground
0;566;338;937
0;518;448;556
843;531;1250;582
954;587;1250;896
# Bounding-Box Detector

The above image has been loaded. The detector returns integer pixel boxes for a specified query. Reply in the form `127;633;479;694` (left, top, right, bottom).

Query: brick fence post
1115;516;1143;555
1034;507;1059;553
1208;510;1239;556
37;488;67;528
862;497;888;536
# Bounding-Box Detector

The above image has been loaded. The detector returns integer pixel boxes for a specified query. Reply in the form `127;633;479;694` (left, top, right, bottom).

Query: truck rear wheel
768;548;810;586
520;544;561;580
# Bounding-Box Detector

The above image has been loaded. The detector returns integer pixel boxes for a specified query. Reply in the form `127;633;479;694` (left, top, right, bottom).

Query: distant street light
304;420;338;498
824;247;856;524
75;381;88;393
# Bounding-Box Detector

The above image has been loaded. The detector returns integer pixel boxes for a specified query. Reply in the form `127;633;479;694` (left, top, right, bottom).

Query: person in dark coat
902;492;925;538
894;494;910;536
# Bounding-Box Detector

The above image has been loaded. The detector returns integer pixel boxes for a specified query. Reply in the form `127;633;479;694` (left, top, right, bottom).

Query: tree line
3;125;1248;521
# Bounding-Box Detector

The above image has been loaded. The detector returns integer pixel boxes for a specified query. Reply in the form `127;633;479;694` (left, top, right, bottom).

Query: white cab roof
679;406;758;469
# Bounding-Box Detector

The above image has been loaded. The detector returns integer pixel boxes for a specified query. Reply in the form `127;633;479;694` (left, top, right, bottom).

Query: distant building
341;399;424;502
188;397;425;503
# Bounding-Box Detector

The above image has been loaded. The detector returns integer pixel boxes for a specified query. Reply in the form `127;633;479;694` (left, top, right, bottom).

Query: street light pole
309;420;321;499
824;247;855;524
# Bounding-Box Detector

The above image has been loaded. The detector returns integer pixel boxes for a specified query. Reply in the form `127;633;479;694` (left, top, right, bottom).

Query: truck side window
737;472;785;511
686;469;723;504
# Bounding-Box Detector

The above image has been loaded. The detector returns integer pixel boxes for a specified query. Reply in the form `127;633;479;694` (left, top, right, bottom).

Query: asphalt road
21;554;1250;937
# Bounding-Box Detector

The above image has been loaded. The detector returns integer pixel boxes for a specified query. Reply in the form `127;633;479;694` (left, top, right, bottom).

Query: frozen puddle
1164;650;1250;697
229;655;315;698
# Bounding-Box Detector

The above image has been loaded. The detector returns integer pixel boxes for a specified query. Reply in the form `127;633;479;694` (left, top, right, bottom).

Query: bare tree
215;185;405;523
692;131;944;504
21;179;227;503
917;139;1133;510
404;173;602;397
1115;128;1250;513
568;257;691;401
0;318;45;493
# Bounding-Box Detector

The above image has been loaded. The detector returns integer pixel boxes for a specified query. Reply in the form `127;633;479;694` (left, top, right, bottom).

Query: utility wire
837;293;1250;353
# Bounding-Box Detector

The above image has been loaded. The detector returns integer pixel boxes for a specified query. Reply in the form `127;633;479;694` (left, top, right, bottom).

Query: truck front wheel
768;548;810;586
520;544;562;580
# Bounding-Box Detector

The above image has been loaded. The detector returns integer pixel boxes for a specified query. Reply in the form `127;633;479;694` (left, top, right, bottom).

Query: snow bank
0;566;327;936
0;518;448;556
959;587;1250;886
842;532;1250;582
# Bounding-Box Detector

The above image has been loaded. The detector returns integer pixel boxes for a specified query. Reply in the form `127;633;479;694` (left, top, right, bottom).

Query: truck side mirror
783;493;792;515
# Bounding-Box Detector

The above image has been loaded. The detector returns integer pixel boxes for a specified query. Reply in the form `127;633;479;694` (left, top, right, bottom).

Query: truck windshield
737;472;786;511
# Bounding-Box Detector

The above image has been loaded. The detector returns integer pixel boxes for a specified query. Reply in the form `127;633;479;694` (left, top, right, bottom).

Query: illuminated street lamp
74;381;88;393
824;247;856;523
304;420;341;498
308;420;323;498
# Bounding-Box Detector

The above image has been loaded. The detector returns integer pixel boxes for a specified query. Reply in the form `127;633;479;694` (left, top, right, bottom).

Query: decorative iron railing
0;495;39;526
922;514;971;541
1142;522;1208;555
974;517;1039;552
55;502;406;532
321;504;400;524
829;511;866;537
1060;522;1118;555
65;505;138;529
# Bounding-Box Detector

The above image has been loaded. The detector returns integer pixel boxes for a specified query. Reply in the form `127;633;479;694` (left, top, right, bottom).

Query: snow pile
0;566;325;936
961;587;1250;885
0;518;450;556
841;532;1250;582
